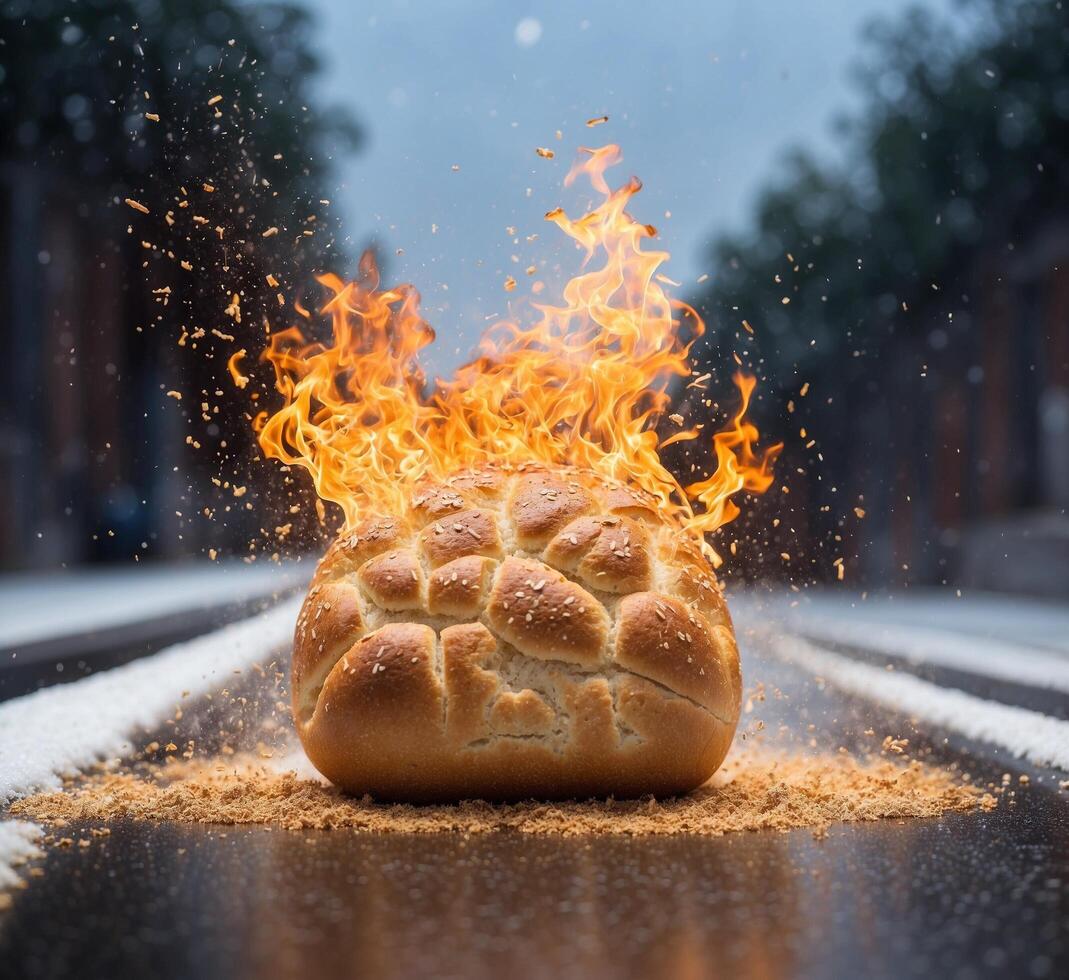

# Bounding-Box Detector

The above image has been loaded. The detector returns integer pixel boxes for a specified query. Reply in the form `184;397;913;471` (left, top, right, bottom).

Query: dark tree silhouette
688;0;1069;590
0;1;361;566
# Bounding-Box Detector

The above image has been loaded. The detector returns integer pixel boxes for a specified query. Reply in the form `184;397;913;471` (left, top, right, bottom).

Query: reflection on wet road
1;597;1067;979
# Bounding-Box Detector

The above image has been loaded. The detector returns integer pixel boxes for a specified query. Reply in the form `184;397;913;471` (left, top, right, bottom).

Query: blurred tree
689;0;1069;589
0;0;361;567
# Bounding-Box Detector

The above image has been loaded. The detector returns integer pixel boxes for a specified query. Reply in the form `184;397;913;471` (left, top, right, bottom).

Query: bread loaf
291;464;741;801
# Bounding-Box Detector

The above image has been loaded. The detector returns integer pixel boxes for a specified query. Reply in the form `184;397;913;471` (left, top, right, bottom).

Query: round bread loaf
291;464;741;801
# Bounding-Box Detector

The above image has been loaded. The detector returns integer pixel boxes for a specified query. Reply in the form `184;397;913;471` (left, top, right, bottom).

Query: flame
227;349;250;389
256;145;780;558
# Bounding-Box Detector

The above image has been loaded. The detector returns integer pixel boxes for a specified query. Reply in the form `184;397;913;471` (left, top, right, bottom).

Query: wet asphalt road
1;611;1067;980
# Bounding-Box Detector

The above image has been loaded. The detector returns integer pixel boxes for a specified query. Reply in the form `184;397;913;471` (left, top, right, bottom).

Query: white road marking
0;820;42;892
0;599;300;803
0;563;304;648
767;632;1069;771
782;617;1069;694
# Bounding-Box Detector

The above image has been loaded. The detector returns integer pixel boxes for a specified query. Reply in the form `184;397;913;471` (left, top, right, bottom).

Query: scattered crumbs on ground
0;600;299;805
12;747;983;839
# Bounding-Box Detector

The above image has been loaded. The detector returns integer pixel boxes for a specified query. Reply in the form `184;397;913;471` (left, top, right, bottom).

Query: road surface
0;584;1066;979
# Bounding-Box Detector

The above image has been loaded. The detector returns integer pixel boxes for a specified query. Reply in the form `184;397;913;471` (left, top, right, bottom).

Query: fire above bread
250;143;780;799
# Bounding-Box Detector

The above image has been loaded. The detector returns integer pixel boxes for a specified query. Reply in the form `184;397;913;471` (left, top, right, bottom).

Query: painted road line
767;632;1069;771
0;598;300;803
780;617;1069;694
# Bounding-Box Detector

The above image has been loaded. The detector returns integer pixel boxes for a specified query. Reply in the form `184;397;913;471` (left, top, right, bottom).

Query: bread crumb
11;747;982;838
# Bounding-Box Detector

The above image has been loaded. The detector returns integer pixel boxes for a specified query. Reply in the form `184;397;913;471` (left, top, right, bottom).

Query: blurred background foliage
0;0;359;565
690;0;1069;594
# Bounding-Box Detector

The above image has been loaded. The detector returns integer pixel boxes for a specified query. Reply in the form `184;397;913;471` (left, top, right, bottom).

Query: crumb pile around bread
292;464;742;802
12;747;987;837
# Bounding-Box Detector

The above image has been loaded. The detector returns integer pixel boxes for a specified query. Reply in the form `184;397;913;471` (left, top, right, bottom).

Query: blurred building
692;0;1069;596
0;165;187;568
857;226;1069;597
0;1;358;570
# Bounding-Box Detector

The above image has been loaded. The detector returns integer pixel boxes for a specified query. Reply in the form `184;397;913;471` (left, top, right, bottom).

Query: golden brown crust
358;548;425;610
656;534;734;632
292;464;742;802
614;592;734;717
300;623;447;799
596;482;662;525
426;555;497;618
508;472;597;548
311;516;407;587
419;508;504;568
410;469;510;525
291;581;365;722
543;515;604;572
485;556;610;667
545;514;654;594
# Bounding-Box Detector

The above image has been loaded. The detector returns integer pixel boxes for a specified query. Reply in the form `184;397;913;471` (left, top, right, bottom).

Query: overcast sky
300;0;944;371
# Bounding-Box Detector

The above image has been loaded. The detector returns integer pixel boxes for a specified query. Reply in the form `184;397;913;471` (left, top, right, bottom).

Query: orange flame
227;349;249;389
256;145;780;558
